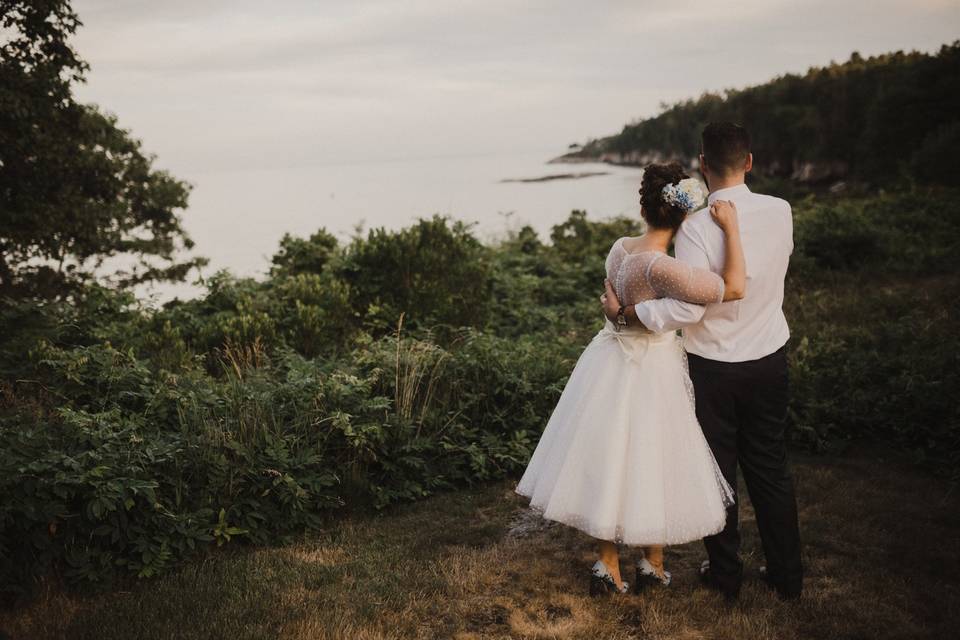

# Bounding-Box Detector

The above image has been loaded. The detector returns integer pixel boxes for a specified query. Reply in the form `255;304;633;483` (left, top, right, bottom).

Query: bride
514;161;745;595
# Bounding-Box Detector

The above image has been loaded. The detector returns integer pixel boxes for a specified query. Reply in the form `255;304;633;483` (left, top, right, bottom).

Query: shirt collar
707;183;750;204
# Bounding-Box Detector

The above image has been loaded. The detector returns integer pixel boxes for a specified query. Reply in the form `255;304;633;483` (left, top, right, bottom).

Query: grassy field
1;449;957;640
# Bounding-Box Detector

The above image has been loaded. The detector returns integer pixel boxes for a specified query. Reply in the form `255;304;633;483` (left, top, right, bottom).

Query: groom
602;122;803;601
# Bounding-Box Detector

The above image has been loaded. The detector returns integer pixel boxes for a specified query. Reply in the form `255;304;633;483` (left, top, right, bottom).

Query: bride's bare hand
710;200;739;232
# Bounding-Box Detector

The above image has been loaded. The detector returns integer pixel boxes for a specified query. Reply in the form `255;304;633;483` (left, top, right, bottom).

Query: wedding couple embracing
515;122;803;601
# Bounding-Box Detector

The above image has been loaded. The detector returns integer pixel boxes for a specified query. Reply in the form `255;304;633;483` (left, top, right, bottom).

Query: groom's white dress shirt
634;183;793;363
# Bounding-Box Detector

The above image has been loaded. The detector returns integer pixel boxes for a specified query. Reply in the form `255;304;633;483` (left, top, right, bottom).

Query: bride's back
605;236;724;308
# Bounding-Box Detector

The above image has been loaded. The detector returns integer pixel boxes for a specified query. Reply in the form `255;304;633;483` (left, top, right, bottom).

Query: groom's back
679;184;792;362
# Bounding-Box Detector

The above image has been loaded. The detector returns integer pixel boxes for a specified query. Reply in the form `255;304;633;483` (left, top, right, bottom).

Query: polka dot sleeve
646;253;724;305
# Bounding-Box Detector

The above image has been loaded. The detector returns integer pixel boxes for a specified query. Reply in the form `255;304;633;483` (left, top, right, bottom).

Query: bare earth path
2;451;958;639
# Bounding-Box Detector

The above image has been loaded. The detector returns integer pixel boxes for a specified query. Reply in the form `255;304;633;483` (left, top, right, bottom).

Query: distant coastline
499;171;609;183
547;150;669;168
548;149;851;186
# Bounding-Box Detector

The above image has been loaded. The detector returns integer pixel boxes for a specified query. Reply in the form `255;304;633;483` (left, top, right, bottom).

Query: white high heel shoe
635;557;672;591
590;560;630;595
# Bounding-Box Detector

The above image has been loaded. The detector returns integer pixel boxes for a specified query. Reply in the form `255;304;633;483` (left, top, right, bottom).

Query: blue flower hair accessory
661;178;705;213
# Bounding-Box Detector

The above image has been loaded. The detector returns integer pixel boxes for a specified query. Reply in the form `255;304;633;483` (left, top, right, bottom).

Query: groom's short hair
701;122;751;176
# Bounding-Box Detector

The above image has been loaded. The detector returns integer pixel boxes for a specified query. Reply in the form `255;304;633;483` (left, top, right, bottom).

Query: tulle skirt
514;320;735;546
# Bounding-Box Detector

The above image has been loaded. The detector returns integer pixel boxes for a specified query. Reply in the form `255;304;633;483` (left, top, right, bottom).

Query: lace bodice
605;237;724;308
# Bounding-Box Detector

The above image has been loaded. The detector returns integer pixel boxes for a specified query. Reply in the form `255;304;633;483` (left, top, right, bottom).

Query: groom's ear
744;153;753;174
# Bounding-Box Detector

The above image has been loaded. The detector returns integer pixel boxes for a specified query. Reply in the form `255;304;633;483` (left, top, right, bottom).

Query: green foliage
910;121;960;187
791;190;960;276
787;279;960;470
270;229;340;277
784;189;960;471
335;215;494;334
549;210;640;264
792;201;884;271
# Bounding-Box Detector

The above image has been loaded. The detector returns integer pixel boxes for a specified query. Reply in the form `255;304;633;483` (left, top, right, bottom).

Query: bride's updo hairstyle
640;162;690;231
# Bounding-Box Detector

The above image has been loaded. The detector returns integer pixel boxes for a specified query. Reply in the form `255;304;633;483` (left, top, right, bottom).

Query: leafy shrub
786;188;960;468
334;215;494;334
270;228;340;276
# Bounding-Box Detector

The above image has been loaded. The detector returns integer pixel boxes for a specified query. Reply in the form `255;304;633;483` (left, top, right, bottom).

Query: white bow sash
592;319;678;365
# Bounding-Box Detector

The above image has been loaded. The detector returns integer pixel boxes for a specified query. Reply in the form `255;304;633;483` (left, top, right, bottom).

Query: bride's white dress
514;237;735;546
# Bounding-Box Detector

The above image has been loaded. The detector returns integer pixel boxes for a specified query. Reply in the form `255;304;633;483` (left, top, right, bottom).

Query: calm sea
143;150;645;303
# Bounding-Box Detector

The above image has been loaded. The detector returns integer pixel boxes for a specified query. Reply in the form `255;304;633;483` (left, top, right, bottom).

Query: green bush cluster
785;190;960;469
1;192;957;597
0;214;617;596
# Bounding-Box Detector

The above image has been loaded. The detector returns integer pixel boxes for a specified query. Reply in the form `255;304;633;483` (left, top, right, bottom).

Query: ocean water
145;150;645;303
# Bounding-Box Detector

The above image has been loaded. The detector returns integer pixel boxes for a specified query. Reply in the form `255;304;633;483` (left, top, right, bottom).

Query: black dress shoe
698;560;740;601
758;566;801;601
758;565;774;588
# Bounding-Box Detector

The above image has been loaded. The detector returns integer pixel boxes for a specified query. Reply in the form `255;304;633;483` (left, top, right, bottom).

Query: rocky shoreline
548;149;850;185
499;171;609;183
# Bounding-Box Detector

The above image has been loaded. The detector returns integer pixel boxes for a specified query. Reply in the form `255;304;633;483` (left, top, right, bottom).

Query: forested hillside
563;43;960;185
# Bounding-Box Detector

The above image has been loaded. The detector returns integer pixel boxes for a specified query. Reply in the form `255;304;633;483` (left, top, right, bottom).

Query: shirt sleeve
634;223;714;332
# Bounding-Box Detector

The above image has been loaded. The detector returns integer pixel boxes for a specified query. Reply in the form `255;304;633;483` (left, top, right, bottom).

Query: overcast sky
71;0;960;177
